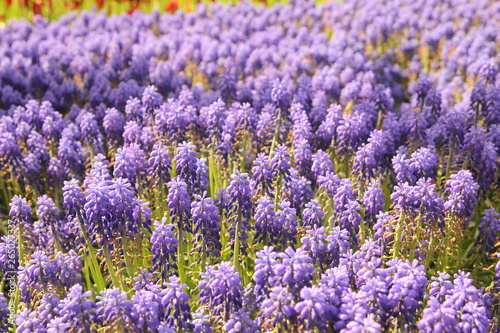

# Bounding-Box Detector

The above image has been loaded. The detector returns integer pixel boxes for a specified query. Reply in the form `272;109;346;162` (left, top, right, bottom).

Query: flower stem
393;211;405;259
269;109;282;159
233;206;243;276
121;230;135;277
102;239;121;289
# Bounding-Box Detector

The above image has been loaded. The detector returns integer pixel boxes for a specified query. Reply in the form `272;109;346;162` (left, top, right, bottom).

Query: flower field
0;0;500;332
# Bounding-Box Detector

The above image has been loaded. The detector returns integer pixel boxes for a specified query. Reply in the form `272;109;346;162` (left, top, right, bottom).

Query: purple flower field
0;0;500;332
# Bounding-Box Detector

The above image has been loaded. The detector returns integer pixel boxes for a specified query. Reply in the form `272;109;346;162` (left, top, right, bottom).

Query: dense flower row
0;0;499;332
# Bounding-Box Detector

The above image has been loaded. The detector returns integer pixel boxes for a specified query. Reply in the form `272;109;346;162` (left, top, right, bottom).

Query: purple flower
113;143;147;190
58;126;86;179
311;150;334;182
96;288;135;328
282;170;314;214
253;197;276;246
192;192;222;258
175;141;198;194
223;310;257;333
444;170;479;220
148;143;172;191
318;171;341;197
352;130;394;181
274;247;314;294
103;107;126;148
390;182;419;213
271;145;292;180
62;179;85;218
199;262;243;321
57;284;97;331
227;171;253;255
410;147;439;179
167;177;192;234
47;157;65;186
54;250;83;288
274;201;298;251
142;85;162;109
477;208;500;256
18;251;58;304
302;200;324;229
47;318;71;332
259;287;296;330
79;111;104;154
9;195;34;249
271;79;290;115
344;313;382;332
293;138;313;177
295;285;337;331
251;153;273;197
151;218;178;278
131;289;162;331
413;178;444;226
36;195;62;251
0;292;11;332
363;180;385;225
191;310;214;333
300;226;330;271
162;276;192;330
460;125;498;192
316;104;342;150
205;99;226;141
253;246;279;298
392;147;416;185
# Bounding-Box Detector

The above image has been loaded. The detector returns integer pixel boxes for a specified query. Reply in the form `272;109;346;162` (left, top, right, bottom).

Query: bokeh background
0;0;332;22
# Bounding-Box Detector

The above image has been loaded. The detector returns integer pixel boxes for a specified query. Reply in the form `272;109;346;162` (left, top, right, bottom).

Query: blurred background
0;0;334;22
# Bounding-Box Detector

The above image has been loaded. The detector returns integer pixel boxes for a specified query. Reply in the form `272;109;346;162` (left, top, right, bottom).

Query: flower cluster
0;0;499;332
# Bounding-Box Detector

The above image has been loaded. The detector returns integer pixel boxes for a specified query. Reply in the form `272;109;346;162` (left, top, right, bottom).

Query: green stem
444;137;455;182
375;109;383;130
393;211;405;259
77;213;106;291
409;214;423;262
425;233;435;269
274;174;282;208
360;219;366;244
269;109;282;159
102;240;121;289
233;207;243;276
121;230;135;277
177;227;187;286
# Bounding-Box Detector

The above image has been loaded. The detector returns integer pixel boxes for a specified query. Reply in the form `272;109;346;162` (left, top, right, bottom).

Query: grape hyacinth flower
253;246;279;298
57;284;98;331
274;201;298;251
227;171;253;260
295;285;337;331
253;197;276;246
148;143;172;193
444;170;479;221
363;180;385;226
96;288;135;329
251;153;273;197
161;276;192;331
476;208;500;257
302;200;325;229
151;217;178;279
274;247;314;295
191;192;222;264
175;141;199;195
0;292;11;332
36;195;62;251
259;287;296;332
223;310;257;333
199;262;243;321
